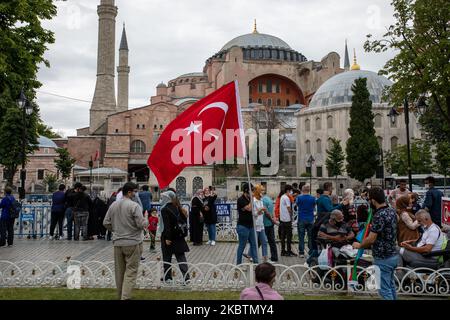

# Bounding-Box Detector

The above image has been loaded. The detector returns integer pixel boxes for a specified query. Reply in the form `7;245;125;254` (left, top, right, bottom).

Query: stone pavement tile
0;239;306;266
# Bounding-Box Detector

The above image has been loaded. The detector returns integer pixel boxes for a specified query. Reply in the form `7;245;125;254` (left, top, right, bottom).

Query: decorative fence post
156;257;162;288
249;263;254;287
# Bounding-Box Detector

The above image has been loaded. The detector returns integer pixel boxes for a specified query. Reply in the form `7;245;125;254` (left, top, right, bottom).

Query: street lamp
387;97;426;192
307;155;315;194
17;89;33;200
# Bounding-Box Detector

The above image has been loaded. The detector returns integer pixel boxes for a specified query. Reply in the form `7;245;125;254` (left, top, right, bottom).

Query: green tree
54;148;76;182
0;0;57;186
37;122;61;139
326;138;345;188
0;105;39;186
43;173;57;193
384;139;433;175
364;0;450;143
434;141;450;192
346;78;380;182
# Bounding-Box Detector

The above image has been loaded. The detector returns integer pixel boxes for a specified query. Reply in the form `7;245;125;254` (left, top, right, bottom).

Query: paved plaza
0;239;306;266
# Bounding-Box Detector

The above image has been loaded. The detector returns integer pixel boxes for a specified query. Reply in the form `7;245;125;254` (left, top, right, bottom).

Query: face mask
289;191;293;195
425;184;429;189
366;185;371;189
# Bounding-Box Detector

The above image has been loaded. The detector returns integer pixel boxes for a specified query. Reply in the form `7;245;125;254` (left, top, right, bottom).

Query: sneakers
140;256;145;261
48;236;54;240
207;240;212;245
299;254;305;258
211;241;216;246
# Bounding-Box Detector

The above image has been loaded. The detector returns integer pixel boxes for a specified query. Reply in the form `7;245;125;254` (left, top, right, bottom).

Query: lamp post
388;97;427;192
17;89;33;200
307;155;315;194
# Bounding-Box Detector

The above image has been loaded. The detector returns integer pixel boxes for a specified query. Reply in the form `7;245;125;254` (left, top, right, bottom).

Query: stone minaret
344;39;350;71
89;0;118;134
117;23;130;112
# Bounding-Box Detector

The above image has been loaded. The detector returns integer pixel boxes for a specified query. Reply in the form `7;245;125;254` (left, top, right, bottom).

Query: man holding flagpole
147;80;260;262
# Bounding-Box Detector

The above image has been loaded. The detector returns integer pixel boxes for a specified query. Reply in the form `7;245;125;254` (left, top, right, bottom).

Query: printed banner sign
442;197;450;226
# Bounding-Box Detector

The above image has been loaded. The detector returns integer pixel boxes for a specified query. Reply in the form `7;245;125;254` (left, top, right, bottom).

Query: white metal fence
0;260;449;297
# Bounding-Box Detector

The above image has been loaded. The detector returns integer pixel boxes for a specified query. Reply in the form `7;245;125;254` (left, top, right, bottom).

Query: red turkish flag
147;81;245;188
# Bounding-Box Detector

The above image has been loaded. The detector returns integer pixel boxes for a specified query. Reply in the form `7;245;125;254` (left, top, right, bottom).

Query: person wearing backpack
0;187;18;247
160;190;190;283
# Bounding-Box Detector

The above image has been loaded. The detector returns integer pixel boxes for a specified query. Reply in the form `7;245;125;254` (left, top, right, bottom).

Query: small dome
38;136;57;148
220;33;291;52
309;70;392;109
156;82;167;88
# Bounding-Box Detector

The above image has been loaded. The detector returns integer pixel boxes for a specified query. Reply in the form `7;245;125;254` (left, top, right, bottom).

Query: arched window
131;140;146;153
137;124;140;129
286;99;290;106
258;98;262;104
327;115;333;129
377;136;383;150
276;99;281;106
305;119;310;131
316;139;322;154
315;117;321;130
176;177;186;198
374;114;382;128
305;140;311;154
192;176;203;195
327;138;333;150
391;136;399;150
291;155;296;165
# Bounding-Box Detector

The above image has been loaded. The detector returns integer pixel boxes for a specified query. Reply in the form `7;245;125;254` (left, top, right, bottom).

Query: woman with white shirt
252;185;270;263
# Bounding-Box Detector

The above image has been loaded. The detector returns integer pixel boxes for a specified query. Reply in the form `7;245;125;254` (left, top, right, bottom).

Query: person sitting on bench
398;210;447;268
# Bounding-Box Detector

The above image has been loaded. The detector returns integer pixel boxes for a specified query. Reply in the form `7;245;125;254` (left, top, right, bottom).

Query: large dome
309;70;392;109
37;136;57;148
220;33;292;51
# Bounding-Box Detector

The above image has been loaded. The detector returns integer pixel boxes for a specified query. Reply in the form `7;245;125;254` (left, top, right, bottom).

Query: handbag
318;244;331;270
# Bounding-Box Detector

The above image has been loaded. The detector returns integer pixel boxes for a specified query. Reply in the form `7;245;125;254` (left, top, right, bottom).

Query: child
148;208;158;251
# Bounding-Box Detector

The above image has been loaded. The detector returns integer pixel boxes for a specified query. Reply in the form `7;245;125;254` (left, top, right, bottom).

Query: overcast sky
36;0;396;137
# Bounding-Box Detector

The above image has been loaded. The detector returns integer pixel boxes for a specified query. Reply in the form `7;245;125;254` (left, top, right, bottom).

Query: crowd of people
0;175;448;300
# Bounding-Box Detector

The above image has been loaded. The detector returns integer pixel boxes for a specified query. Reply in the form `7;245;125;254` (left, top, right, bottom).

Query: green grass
0;288;366;300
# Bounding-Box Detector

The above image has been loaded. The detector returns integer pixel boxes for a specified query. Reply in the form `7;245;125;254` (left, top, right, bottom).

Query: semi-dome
309;70;392;109
38;136;58;148
220;32;292;51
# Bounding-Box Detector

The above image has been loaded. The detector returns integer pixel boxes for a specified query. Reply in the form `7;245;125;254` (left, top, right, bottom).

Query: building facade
295;53;422;183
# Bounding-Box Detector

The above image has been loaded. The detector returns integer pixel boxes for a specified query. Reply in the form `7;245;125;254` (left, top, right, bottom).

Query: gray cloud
36;0;396;137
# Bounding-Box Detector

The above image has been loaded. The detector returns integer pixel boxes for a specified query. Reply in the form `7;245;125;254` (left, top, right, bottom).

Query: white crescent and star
183;102;229;139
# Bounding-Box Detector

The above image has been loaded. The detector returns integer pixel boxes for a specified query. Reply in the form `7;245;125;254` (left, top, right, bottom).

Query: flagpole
234;79;260;264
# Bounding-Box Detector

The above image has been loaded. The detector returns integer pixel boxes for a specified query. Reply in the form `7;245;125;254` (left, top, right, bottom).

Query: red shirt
148;215;158;231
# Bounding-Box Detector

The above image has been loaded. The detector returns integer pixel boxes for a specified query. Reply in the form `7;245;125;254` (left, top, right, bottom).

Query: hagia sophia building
0;0;420;198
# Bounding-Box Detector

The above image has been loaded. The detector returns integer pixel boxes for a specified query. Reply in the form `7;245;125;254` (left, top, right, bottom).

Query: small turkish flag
147;81;245;188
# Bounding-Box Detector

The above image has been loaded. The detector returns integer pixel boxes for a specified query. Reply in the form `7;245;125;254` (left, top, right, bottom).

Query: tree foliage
384;139;433;175
54;148;76;180
364;0;450;143
37;122;61;139
346;78;380;182
434;141;450;178
326;138;345;178
0;105;39;185
0;0;57;185
43;173;57;193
